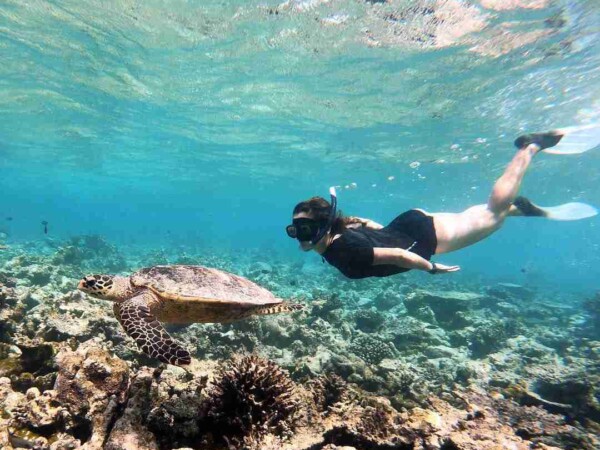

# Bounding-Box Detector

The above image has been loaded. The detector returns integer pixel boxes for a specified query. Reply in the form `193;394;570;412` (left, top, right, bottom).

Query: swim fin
514;196;598;221
515;123;600;155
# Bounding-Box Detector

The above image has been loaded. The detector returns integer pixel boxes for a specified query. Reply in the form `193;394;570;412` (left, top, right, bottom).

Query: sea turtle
77;265;303;366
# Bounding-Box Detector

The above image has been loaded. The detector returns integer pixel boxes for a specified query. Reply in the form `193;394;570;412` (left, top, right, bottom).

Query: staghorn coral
205;354;301;448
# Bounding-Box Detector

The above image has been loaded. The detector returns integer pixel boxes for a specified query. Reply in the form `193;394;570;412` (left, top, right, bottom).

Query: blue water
1;0;599;292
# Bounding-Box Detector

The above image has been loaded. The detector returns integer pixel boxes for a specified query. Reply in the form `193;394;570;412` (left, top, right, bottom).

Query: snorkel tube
311;186;337;245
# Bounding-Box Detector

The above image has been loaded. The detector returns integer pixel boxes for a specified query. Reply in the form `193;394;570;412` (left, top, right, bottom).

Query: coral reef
0;239;599;448
581;292;600;339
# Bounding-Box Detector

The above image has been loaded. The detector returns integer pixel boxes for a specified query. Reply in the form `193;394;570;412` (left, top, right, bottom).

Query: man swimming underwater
286;128;599;279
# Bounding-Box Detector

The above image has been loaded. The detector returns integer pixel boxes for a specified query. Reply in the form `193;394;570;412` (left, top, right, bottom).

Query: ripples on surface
1;0;598;170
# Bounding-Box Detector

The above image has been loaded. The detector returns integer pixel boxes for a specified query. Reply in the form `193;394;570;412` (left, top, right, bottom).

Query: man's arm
372;248;460;273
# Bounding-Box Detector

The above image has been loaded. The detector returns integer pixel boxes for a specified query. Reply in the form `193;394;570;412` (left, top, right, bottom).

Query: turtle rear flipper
114;294;191;366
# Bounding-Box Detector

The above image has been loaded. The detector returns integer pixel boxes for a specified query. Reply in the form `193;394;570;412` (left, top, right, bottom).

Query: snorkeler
286;127;599;279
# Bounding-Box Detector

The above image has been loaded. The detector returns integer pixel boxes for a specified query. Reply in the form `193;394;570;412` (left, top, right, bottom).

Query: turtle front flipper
113;293;192;366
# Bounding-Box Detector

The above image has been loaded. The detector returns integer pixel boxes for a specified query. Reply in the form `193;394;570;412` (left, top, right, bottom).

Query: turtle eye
85;277;96;287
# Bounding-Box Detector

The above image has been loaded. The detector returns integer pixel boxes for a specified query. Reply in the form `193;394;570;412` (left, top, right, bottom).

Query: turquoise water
1;0;599;291
2;2;600;448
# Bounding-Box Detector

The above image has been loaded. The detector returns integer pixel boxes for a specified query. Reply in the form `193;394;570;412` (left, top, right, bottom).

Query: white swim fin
543;123;600;155
540;202;598;221
514;123;600;155
514;196;598;221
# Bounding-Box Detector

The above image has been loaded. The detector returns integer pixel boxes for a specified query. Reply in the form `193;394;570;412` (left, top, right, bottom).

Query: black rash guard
322;210;437;279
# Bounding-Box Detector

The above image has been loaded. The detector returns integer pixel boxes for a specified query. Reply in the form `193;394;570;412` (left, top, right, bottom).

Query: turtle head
78;274;130;301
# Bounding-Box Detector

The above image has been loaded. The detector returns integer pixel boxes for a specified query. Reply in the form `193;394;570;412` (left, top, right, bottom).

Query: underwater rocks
1;339;129;449
1;235;126;296
52;235;127;273
459;317;523;358
145;362;213;448
580;292;600;339
300;387;554;450
0;340;596;450
372;288;405;311
390;315;450;353
247;261;274;277
0;282;25;342
307;373;353;416
530;367;600;424
9;338;60;393
352;308;386;333
404;289;484;328
105;368;160;450
10;289;120;348
480;387;600;450
54;340;130;447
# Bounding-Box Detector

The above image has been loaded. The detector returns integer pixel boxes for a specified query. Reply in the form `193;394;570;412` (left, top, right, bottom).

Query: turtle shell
130;265;282;305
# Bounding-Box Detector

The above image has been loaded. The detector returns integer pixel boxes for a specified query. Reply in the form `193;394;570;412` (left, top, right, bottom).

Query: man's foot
513;196;547;217
513;196;598;221
514;131;564;150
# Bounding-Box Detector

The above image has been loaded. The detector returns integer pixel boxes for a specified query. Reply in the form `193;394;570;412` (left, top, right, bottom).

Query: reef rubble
0;237;598;449
2;341;591;450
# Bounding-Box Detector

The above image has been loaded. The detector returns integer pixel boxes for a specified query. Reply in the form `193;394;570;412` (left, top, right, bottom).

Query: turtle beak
78;276;96;291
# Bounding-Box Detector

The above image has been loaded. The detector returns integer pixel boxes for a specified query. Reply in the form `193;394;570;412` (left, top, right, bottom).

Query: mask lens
289;218;320;241
285;225;297;238
297;224;315;240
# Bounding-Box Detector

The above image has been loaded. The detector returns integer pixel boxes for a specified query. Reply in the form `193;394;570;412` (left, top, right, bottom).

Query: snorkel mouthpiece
310;186;337;245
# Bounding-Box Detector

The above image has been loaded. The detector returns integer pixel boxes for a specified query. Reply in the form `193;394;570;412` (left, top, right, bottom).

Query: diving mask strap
311;186;337;245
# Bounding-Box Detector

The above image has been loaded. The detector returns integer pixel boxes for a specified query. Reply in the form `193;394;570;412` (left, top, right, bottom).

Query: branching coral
205;354;301;448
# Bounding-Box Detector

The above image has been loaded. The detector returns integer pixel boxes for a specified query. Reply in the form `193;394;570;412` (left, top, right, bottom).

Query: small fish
5;217;12;221
41;220;48;234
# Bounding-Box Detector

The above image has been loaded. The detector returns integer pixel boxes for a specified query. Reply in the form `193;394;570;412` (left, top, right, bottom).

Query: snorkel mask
286;187;338;245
